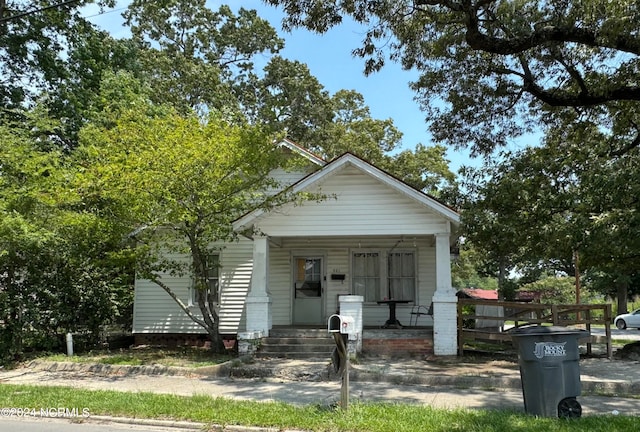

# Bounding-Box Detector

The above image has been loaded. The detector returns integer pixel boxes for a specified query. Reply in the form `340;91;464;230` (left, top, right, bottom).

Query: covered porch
232;153;460;355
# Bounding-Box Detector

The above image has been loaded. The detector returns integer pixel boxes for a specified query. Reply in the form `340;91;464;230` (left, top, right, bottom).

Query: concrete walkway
2;354;640;417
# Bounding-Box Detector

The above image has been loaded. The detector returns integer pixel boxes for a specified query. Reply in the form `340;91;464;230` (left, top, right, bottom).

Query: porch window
388;251;416;300
190;254;220;307
352;252;381;302
352;250;416;302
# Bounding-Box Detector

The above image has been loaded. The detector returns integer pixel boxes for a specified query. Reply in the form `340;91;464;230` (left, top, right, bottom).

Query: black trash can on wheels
511;326;589;418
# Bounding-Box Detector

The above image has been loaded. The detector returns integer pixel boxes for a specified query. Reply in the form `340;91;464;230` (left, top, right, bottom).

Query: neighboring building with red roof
456;288;499;301
456;288;503;329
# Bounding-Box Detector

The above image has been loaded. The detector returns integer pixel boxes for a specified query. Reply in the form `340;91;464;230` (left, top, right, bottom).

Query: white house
132;140;460;355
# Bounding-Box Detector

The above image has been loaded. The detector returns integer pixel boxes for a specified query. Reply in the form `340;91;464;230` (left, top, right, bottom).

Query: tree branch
522;78;640;107
465;17;640;56
148;274;209;330
609;123;640;157
549;46;589;95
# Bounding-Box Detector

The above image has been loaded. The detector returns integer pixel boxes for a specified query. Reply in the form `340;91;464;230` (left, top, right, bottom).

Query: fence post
457;301;464;356
586;309;592;355
605;304;613;359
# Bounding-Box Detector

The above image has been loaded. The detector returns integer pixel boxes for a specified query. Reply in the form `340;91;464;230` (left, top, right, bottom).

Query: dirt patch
24;346;234;371
227;358;334;381
614;341;640;360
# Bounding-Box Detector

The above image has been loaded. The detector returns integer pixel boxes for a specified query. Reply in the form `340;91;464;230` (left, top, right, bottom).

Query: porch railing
457;299;613;359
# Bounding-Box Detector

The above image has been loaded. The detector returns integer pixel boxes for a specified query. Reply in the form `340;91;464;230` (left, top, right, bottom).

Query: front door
292;257;324;325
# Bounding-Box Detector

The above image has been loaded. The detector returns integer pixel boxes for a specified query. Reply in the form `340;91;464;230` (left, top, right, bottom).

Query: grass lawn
0;384;634;432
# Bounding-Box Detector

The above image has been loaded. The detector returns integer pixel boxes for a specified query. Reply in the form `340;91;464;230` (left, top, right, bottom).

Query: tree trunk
617;279;629;315
188;234;225;353
573;250;581;304
498;257;506;296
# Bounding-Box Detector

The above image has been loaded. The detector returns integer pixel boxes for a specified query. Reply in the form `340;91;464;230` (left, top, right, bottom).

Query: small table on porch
377;299;412;329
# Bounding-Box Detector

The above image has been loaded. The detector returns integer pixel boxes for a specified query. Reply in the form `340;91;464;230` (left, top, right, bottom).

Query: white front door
292;257;324;325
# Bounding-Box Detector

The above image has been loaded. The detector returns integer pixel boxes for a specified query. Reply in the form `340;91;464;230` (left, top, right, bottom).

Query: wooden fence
457;299;613;358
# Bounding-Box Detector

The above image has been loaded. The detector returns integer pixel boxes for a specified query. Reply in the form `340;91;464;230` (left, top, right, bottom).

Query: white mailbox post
338;295;363;355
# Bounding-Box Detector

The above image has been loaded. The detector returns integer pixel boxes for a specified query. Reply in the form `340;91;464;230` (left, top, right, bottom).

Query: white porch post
245;235;272;336
432;231;458;356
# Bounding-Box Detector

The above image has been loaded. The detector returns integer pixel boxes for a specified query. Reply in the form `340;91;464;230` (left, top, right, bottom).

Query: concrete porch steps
257;328;335;359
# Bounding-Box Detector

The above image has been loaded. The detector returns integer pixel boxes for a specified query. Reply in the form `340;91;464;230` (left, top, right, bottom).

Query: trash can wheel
558;397;582;419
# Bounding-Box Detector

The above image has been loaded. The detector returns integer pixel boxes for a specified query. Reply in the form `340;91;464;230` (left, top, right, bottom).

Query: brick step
257;329;336;359
268;328;329;338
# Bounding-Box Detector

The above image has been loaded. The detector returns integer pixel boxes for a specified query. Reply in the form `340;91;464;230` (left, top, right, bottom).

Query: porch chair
409;304;433;327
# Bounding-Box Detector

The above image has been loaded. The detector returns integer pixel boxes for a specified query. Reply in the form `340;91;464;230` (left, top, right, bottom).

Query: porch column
432;232;458;356
246;235;272;336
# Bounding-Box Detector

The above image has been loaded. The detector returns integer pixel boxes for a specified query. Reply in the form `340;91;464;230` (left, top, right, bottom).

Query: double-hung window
388;251;416;300
352;251;381;302
352;249;416;302
190;254;220;307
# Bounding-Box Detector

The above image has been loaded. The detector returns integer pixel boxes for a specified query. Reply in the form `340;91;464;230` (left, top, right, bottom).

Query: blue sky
83;1;487;174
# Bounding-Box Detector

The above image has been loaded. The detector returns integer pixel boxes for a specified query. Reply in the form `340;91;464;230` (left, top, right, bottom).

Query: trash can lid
510;325;590;337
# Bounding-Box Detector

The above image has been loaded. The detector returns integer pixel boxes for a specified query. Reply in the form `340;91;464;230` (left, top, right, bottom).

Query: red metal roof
458;288;499;300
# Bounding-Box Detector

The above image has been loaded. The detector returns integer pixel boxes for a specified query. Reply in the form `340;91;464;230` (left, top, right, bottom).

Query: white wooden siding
255;165;449;236
269;167;313;188
133;235;439;333
269;247;293;326
217;238;253;333
132;252;205;334
132;239;253;334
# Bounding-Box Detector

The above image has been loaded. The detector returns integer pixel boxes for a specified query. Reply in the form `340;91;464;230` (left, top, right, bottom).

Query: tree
0;0;114;109
0;115;61;361
518;276;581;305
123;1;284;116
44;28;143;149
267;0;640;158
0;111;132;364
239;56;334;147
320;90;457;196
462;124;640;306
451;242;499;291
78;108;307;351
461;145;581;281
0;1;145;150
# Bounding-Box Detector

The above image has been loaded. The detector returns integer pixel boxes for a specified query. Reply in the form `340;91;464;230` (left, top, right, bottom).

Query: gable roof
278;138;327;167
233;152;460;231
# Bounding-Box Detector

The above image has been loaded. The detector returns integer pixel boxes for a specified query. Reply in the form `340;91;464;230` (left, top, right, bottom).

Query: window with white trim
190;254;220;307
351;250;416;302
388;251;416;300
352;251;381;302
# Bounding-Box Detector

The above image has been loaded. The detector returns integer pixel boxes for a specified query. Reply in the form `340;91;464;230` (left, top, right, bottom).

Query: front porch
232;153;460;356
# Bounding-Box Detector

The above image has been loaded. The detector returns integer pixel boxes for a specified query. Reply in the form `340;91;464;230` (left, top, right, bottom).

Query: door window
294;258;322;298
